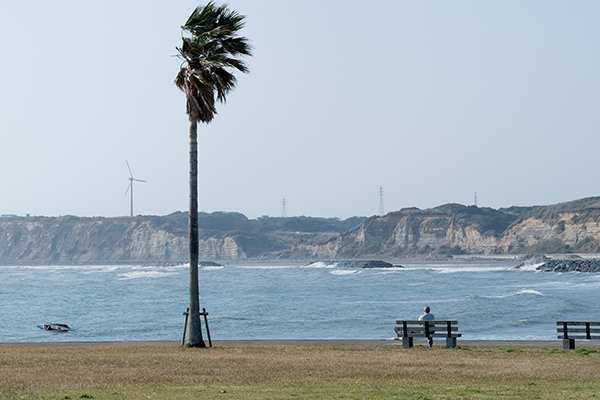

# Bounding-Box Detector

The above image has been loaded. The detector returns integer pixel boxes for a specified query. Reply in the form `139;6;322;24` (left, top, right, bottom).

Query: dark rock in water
338;260;396;268
199;261;222;267
514;254;549;269
536;259;600;273
308;260;398;268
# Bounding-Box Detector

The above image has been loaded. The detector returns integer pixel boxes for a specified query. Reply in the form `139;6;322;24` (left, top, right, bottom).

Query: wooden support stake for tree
200;308;212;347
182;307;190;346
183;307;212;347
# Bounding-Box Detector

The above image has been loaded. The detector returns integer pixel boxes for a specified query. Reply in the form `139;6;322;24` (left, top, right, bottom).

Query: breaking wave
330;269;362;275
483;289;545;298
516;262;545;271
202;266;224;271
303;262;337;269
117;271;174;280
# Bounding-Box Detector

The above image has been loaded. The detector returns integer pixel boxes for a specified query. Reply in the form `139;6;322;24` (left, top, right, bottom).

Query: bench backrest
395;320;459;338
557;321;600;340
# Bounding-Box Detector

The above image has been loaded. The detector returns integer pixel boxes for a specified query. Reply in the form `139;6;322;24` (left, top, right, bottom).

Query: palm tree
175;2;251;347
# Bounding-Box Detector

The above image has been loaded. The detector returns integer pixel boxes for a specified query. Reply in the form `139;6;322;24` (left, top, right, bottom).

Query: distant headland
1;197;599;265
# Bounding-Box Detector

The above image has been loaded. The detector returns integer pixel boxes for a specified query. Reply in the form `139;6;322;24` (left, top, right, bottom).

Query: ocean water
1;261;599;343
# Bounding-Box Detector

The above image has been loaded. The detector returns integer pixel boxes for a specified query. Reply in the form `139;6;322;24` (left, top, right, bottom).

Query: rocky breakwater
308;260;397;268
536;259;600;273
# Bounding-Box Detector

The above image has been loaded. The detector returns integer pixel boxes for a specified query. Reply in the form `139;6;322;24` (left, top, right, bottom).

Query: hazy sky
1;1;599;219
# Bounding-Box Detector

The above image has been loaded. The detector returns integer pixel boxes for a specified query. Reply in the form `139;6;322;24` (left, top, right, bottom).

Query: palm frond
174;68;187;92
184;3;245;36
176;2;251;123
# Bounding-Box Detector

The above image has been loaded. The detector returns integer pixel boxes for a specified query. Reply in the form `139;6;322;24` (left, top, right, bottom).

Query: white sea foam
516;262;545;271
4;264;186;275
398;266;425;271
398;263;515;273
303;262;337;269
510;318;537;327
375;268;405;275
117;271;173;280
3;264;120;272
539;278;600;290
330;269;362;275
237;265;294;270
433;265;512;274
484;288;545;298
80;265;126;274
161;264;188;271
202;266;224;271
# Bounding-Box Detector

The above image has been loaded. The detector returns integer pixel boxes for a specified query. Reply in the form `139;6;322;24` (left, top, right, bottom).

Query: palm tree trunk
186;119;206;347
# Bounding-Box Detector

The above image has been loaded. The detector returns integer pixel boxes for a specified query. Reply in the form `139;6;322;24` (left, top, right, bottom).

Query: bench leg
402;337;413;349
563;339;575;350
446;337;457;349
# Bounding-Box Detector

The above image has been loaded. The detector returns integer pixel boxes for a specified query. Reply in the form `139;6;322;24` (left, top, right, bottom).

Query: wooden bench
395;320;461;348
557;321;600;349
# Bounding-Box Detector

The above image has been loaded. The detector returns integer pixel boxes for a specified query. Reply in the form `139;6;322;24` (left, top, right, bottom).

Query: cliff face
498;213;600;254
1;198;599;264
0;215;275;264
0;216;189;264
0;213;363;264
293;198;600;258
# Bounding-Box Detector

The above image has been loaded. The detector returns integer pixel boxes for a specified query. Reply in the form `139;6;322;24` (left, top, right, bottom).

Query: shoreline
2;253;600;267
3;339;600;347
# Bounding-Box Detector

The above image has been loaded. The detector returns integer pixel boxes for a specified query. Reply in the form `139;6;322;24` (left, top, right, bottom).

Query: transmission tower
474;192;478;207
378;186;385;216
281;197;287;218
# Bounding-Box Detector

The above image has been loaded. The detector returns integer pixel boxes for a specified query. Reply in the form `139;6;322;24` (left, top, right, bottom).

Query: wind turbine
125;161;146;217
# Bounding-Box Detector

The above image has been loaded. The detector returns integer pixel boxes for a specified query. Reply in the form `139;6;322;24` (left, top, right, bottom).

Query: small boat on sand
38;323;70;332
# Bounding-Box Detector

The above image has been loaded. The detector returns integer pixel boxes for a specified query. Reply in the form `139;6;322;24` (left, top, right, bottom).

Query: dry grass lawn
1;344;600;399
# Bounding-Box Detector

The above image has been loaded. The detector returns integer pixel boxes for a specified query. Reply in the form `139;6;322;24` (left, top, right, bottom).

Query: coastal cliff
289;197;600;259
1;197;599;264
0;212;363;264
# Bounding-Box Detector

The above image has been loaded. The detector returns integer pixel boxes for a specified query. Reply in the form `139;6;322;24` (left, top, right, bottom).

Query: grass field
1;344;600;399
